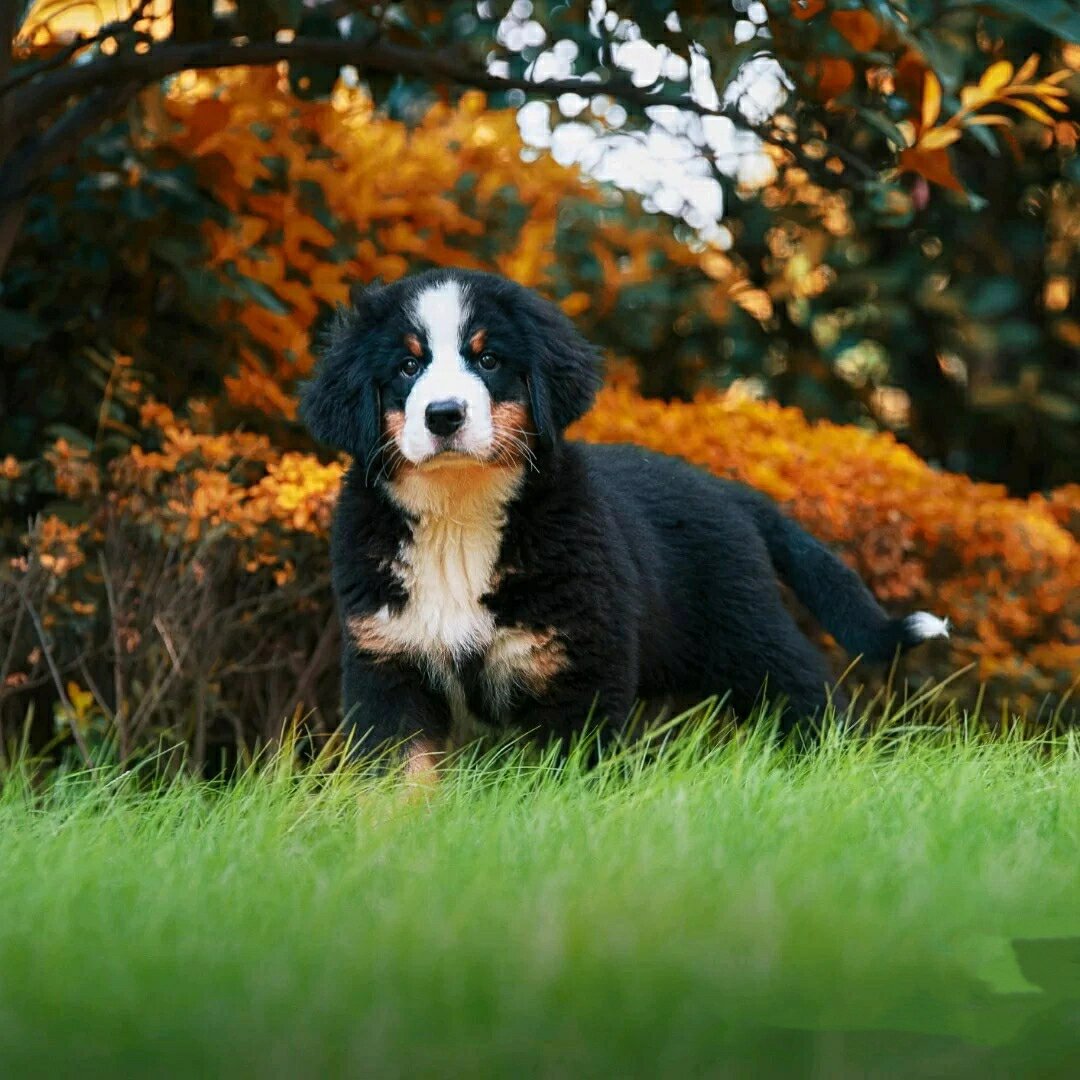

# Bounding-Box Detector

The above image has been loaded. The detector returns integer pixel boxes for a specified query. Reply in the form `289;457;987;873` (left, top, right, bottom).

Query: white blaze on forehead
400;279;494;463
413;279;469;375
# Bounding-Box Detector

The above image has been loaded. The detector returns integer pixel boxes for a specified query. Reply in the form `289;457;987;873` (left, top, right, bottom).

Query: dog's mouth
414;447;489;470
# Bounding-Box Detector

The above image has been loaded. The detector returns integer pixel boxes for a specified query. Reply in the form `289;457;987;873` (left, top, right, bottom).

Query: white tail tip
905;611;951;642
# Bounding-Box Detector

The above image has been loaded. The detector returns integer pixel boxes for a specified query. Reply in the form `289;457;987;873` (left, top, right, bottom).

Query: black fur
303;269;944;756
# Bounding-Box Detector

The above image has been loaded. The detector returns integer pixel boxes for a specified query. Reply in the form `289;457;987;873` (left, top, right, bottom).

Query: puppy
302;269;948;763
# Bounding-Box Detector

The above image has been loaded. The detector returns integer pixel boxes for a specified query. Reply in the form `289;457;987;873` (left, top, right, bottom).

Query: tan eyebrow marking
404;333;423;358
469;328;487;352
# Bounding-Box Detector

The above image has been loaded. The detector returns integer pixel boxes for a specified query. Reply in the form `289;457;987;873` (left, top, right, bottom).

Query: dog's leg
515;672;636;762
710;600;841;739
340;649;449;765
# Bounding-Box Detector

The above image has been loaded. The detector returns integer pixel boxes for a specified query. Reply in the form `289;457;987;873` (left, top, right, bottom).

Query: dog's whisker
493;439;529;472
500;429;539;472
364;429;406;486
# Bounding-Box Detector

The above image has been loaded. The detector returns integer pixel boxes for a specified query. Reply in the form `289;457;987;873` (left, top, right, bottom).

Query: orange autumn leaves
152;70;794;416
157;72;650;406
797;2;880;102
25;382;1080;709
900;58;1072;192
804;11;881;100
790;2;1074;194
574;386;1078;702
113;402;344;582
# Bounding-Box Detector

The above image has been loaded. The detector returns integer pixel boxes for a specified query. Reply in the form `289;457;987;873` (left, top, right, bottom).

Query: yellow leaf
560;292;591;317
920;127;962;150
1044;69;1074;85
1036;95;1069;113
1015;54;1040;84
730;285;773;321
922;71;942;130
966;115;1013;127
960;85;992;109
1010;98;1055;125
65;682;94;723
1031;85;1069;99
979;60;1014;94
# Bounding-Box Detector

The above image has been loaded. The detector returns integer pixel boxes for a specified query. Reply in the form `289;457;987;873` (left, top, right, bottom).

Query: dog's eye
477;351;499;372
399;356;421;378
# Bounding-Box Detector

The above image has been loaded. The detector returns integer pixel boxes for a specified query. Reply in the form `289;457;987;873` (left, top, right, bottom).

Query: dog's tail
734;487;949;662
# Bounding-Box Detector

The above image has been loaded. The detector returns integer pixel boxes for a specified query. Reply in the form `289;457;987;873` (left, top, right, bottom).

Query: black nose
425;399;467;437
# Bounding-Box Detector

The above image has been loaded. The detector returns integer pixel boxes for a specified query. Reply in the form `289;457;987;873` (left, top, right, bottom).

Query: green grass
1;721;1079;1078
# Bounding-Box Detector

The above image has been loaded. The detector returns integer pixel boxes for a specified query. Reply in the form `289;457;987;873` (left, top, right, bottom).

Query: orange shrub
8;383;1076;736
573;386;1080;710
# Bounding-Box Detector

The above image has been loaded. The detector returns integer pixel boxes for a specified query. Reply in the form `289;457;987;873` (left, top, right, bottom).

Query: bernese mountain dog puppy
302;268;948;769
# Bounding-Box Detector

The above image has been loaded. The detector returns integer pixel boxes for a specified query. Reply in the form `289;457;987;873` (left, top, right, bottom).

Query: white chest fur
349;461;522;686
347;462;567;732
380;498;503;661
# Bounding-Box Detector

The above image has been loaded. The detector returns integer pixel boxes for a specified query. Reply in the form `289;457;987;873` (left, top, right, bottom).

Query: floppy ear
527;372;554;452
299;305;382;480
522;291;602;449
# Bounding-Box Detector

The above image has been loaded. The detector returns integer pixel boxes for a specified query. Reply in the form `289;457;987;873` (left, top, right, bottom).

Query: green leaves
966;276;1023;320
0;307;48;348
985;0;1080;43
858;108;909;150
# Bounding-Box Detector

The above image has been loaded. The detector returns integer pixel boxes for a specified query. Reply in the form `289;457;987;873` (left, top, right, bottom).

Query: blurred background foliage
0;0;1077;760
2;0;1078;491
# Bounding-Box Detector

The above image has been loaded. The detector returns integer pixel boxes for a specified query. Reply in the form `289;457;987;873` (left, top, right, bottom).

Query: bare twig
192;648;207;774
13;581;69;709
0;80;140;201
76;655;116;726
280;615;339;731
0;0;153;97
0;595;26;692
127;557;215;744
98;550;130;760
153;614;182;674
13;578;92;766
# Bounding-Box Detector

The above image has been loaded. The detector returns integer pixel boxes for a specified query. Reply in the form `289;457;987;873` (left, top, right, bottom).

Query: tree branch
0;15;149;99
1;0;19;156
4;34;764;145
0;81;139;201
0;0;17;84
0;24;791;273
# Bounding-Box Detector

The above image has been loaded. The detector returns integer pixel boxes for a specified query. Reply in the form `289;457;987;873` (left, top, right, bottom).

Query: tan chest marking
348;608;565;693
481;626;568;712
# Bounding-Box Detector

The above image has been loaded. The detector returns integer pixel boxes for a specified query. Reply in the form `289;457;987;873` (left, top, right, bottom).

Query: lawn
1;721;1078;1078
